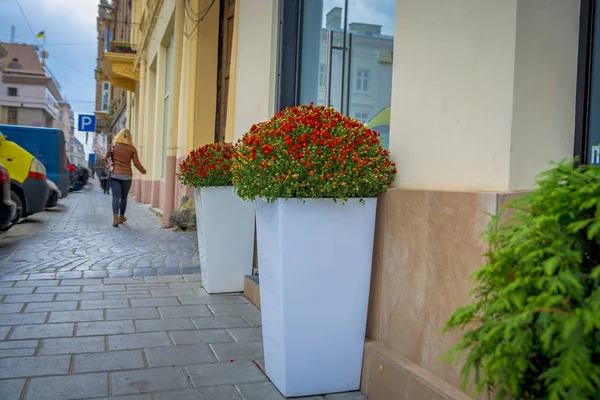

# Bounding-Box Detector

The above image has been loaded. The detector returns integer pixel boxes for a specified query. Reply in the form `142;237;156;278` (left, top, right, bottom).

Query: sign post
78;114;96;145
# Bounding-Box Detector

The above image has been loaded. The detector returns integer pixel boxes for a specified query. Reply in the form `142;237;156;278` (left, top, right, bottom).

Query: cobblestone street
0;181;200;279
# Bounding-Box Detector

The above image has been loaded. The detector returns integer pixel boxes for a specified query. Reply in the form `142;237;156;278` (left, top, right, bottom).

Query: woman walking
106;128;146;227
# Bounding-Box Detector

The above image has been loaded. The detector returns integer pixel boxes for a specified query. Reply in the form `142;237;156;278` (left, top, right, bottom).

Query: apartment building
0;42;62;127
94;0;133;144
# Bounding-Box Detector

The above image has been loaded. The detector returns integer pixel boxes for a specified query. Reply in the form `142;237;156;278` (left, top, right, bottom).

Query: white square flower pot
256;197;378;397
194;186;255;294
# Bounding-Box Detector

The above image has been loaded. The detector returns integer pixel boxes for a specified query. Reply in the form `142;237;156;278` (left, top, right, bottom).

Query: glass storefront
282;0;395;148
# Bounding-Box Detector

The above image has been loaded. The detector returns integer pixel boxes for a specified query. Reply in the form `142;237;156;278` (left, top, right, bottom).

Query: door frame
215;0;236;142
574;0;594;164
277;0;303;112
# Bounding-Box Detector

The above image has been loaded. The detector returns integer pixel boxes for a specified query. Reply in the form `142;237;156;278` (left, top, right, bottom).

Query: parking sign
78;114;96;132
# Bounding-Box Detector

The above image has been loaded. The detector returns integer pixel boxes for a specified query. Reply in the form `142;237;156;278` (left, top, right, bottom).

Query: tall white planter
194;186;255;294
256;197;378;397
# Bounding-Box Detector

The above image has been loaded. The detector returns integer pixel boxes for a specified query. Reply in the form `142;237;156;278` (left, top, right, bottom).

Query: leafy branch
442;160;600;400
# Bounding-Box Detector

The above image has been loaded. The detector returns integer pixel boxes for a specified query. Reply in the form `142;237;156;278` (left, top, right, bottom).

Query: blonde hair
113;128;133;146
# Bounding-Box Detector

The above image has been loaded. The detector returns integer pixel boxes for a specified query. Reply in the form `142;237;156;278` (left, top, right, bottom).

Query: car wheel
48;191;58;206
10;191;23;224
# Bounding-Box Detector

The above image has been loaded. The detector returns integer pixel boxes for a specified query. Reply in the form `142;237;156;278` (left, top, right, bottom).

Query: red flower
177;142;237;188
232;104;396;202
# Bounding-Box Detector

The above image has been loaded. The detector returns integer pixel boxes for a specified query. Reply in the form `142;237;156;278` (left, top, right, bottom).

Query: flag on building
36;31;45;39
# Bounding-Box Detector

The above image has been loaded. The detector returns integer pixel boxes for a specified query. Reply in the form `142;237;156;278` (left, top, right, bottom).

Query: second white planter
256;197;378;397
194;186;255;294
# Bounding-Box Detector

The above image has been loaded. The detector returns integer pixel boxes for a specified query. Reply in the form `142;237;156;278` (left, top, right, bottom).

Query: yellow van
0;133;49;222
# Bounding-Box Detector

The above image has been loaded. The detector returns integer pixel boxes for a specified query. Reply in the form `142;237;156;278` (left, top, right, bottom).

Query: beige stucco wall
508;0;580;190
15;108;45;127
232;0;279;140
389;0;580;192
363;1;582;398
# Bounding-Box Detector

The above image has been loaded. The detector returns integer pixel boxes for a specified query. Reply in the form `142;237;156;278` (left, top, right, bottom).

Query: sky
0;0;98;116
323;0;395;36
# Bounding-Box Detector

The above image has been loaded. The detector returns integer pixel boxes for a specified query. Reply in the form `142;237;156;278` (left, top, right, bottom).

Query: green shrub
442;160;600;400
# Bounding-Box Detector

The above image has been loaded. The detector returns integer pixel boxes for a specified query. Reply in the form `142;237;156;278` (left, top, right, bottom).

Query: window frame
7;107;18;124
353;111;369;122
101;82;110;112
355;69;370;93
7;87;18;97
574;0;595;164
276;0;303;112
318;63;326;87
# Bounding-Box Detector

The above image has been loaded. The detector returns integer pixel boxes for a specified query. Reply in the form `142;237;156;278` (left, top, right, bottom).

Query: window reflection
299;0;395;149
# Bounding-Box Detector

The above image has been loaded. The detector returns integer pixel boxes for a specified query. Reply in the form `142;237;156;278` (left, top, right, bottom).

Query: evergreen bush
443;160;600;400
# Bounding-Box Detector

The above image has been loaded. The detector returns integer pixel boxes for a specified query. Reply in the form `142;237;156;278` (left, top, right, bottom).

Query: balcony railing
109;41;137;55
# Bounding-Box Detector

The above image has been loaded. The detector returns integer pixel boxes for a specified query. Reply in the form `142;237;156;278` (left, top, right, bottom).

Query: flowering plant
177;142;235;188
232;104;396;202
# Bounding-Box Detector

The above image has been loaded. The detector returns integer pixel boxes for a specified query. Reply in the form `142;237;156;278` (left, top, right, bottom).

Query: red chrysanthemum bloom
232;104;396;202
177;142;236;188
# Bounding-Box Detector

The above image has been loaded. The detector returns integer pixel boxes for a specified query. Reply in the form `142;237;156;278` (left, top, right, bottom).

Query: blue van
0;124;69;198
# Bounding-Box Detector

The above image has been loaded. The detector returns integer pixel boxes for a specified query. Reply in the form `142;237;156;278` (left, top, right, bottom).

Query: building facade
231;1;582;399
92;133;108;158
55;100;74;158
94;0;133;146
103;0;594;398
102;0;227;224
0;43;62;127
0;44;6;103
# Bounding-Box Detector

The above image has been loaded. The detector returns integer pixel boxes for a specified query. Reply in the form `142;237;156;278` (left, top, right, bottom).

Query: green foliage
442;160;600;400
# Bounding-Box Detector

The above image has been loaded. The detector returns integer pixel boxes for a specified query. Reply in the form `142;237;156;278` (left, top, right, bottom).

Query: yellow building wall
192;0;220;150
232;0;279;140
125;0;221;220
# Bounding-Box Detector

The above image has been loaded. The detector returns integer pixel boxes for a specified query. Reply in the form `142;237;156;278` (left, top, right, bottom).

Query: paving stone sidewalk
0;181;367;399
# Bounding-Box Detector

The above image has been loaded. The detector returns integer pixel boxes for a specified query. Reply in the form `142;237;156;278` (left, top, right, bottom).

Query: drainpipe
162;0;185;226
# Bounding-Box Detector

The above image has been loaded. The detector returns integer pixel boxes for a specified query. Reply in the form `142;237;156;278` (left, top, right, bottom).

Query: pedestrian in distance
98;167;110;194
105;128;146;227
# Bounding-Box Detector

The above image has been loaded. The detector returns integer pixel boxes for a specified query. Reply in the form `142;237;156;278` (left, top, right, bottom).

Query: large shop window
278;0;395;149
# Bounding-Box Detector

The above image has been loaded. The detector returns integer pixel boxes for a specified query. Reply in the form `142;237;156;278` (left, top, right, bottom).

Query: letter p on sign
78;114;97;132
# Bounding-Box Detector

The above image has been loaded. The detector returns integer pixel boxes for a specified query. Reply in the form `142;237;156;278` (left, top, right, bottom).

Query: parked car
46;179;61;208
70;153;91;185
0;124;69;198
67;158;86;192
0;133;49;222
0;163;16;231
